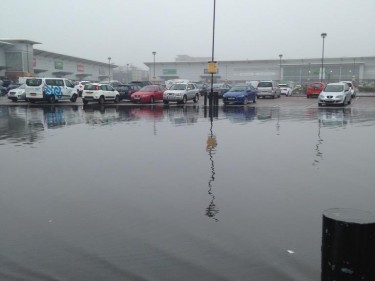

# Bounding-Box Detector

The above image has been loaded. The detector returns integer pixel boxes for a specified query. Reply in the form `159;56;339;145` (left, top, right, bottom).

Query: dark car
129;81;153;88
116;84;142;100
208;83;231;98
195;83;208;96
306;82;326;98
223;84;257;105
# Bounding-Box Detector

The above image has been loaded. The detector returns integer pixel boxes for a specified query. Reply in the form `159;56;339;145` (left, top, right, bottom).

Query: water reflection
318;108;352;128
222;106;256;124
205;106;219;222
164;105;199;126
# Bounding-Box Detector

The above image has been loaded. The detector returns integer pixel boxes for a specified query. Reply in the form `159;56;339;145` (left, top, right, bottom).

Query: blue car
223;84;257;105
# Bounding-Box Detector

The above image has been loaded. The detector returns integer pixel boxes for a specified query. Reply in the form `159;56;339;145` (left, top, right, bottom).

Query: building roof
0;39;41;45
34;49;118;68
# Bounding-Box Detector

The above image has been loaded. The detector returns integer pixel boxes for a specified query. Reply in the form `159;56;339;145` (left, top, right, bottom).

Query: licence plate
86;92;93;95
228;97;235;100
134;96;140;99
31;93;36;96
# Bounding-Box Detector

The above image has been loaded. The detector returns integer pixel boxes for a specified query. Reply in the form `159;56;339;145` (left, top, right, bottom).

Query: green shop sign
54;61;63;70
163;69;177;75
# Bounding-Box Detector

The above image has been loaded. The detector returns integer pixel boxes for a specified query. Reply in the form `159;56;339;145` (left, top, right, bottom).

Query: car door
107;85;116;99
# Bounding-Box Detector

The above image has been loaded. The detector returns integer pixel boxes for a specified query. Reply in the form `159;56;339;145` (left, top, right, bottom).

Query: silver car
163;82;200;104
257;80;281;99
7;84;26;102
318;82;352;106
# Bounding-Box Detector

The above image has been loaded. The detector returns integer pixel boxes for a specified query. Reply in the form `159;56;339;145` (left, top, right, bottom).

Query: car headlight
319;94;324;98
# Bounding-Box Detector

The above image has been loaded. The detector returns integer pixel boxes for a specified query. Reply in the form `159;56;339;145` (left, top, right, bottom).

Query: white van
25;78;78;103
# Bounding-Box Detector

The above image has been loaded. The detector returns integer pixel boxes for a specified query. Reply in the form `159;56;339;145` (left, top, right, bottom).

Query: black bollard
321;208;375;281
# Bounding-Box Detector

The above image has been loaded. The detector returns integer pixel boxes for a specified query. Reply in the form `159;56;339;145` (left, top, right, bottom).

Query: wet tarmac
0;97;375;280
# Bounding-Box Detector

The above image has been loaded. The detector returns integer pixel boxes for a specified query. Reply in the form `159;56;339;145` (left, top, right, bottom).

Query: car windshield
230;86;247;92
310;83;323;88
324;85;344;92
170;84;187;90
279;84;288;87
258;82;272;87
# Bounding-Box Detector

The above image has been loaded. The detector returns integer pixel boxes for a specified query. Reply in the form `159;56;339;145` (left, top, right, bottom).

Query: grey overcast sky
1;0;374;69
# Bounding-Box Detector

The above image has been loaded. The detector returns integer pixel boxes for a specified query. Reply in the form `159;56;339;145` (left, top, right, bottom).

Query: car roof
326;82;346;86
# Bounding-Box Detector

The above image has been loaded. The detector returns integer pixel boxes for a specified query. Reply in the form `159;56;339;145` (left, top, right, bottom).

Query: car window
26;79;42;86
230;86;247;92
84;84;97;90
170;84;187;90
65;80;74;88
258;82;272;87
100;85;107;91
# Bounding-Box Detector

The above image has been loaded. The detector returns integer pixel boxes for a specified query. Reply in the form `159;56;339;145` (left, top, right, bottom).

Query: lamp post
127;64;130;83
108;57;111;82
320;33;327;82
152;51;156;83
279;54;283;82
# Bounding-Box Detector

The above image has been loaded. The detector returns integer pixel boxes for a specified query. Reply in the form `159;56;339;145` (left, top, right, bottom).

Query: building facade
0;39;148;84
144;55;375;85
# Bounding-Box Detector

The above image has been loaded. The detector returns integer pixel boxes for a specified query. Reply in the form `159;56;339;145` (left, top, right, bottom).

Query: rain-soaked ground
0;102;375;281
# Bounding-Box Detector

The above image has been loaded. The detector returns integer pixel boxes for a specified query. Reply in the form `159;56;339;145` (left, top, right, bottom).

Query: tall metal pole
210;0;216;107
127;64;130;83
108;57;111;82
152;51;156;83
321;33;327;82
279;54;282;81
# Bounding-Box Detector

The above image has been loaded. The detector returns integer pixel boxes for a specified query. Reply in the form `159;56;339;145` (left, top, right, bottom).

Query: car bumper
163;95;183;101
319;98;345;105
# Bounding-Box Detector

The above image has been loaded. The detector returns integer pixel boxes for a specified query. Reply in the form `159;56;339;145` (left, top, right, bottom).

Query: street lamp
127;64;130;83
108;57;111;82
320;33;327;82
279;54;283;82
152;51;156;82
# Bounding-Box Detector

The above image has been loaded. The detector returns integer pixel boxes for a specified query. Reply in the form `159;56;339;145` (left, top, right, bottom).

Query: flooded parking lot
1;98;375;280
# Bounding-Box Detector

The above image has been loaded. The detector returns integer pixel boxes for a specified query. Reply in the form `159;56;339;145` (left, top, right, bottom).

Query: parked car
339;81;357;98
129;81;153;88
279;83;292;96
208;83;231;98
223;84;257;105
195;82;208;96
116;84;142;100
74;81;91;97
7;84;26;102
130;85;165;103
0;86;7;96
82;83;120;105
163;82;200;104
306;82;325;98
256;80;281;98
25;78;78;103
318;82;352;106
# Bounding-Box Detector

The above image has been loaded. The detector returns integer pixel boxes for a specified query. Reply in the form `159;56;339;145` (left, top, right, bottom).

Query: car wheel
253;98;256;103
150;96;154;104
29;99;35;104
70;94;77;102
348;99;351;105
83;99;89;105
49;95;56;104
181;95;187;104
99;96;105;105
318;103;322;107
11;99;17;102
193;94;199;103
114;95;120;103
163;100;169;105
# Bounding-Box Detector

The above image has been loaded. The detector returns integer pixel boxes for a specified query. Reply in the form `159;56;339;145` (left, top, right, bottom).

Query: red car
130;85;165;103
306;82;325;98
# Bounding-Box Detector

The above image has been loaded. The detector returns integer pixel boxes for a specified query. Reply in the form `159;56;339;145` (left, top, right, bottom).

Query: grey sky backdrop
1;0;374;69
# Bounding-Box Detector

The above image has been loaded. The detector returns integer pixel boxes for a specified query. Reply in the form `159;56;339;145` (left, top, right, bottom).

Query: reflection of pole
108;57;111;82
206;118;219;221
313;118;323;166
279;54;283;82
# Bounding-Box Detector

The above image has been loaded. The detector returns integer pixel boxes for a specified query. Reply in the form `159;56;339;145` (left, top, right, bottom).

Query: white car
7;84;26;102
74;81;91;97
339;81;356;98
278;84;292;96
163;82;200;104
318;82;352;106
82;83;120;105
279;84;292;97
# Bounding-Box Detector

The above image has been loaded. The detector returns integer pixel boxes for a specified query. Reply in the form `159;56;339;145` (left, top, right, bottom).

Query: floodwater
0;103;375;281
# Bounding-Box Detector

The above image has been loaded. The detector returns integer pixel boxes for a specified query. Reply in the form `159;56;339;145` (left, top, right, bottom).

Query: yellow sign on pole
207;61;217;74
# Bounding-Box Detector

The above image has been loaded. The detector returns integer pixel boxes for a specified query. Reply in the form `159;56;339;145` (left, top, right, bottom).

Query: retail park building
1;39;374;85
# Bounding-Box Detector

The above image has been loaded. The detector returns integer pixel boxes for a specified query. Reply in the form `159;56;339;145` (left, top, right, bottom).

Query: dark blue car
223;84;257;105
